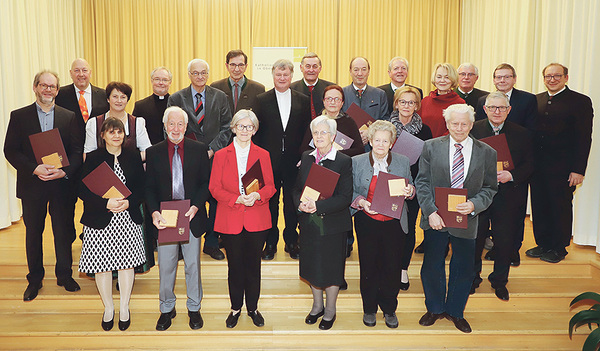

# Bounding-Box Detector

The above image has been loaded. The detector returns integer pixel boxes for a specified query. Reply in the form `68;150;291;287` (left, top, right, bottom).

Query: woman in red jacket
209;109;276;329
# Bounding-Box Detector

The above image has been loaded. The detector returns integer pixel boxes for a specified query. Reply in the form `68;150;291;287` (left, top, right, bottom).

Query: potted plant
569;292;600;351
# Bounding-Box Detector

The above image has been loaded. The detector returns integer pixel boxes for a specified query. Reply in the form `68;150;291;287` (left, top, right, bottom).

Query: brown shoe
418;312;444;326
445;314;472;333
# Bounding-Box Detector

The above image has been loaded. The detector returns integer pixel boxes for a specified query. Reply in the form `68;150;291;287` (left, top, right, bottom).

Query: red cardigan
418;90;465;138
209;141;276;234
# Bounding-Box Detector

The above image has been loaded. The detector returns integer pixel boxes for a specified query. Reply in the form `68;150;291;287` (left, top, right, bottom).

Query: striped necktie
451;143;464;189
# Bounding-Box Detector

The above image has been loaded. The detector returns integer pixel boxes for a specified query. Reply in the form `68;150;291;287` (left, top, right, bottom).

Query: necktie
357;89;363;100
308;85;316;119
233;83;239;110
172;144;184;200
78;90;89;122
451;143;464;189
492;126;500;135
195;93;204;124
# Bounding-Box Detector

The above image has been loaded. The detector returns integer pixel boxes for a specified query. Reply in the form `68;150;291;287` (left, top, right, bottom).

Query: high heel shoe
305;309;324;325
102;312;114;331
118;310;130;331
318;314;336;330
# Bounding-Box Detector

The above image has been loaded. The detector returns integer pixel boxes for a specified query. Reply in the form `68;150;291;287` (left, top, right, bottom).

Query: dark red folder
241;159;264;194
301;163;340;201
435;187;468;229
81;161;132;198
369;171;408;219
346;103;376;130
29;128;70;168
391;130;425;165
480;134;514;171
158;199;191;243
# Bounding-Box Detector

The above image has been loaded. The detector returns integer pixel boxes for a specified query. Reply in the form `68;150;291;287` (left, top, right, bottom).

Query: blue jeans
420;229;475;319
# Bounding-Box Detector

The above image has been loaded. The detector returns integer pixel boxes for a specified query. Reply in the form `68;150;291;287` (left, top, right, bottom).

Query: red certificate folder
480;134;514;171
241;159;264;194
300;163;340;201
346;103;376;131
29;128;70;168
435;187;468;229
309;131;354;151
369;171;408;219
158;199;191;243
81;161;132;198
391;130;425;166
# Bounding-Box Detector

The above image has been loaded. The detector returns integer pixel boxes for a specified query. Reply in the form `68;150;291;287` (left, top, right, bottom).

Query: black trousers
355;211;405;315
401;196;419;270
221;229;268;311
21;181;75;284
266;163;299;247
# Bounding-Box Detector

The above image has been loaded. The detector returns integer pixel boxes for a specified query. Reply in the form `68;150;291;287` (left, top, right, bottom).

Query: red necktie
357;89;363;100
309;85;316;119
78;90;89;122
234;83;239;110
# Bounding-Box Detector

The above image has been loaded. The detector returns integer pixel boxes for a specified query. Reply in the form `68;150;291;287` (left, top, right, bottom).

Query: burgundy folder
480;134;514;171
241;159;265;194
435;187;469;229
29;128;70;168
158;199;191;243
346;103;376;130
369;171;408;219
301;163;340;201
309;130;354;151
391;130;425;165
81;161;132;198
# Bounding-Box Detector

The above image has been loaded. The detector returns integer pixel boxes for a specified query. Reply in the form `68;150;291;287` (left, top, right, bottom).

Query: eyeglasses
485;105;510;112
312;131;330;137
189;71;209;77
544;74;564;81
236;124;255;131
324;97;342;103
228;63;246;69
398;99;416;107
38;83;57;91
458;72;477;78
493;74;514;81
152;78;171;83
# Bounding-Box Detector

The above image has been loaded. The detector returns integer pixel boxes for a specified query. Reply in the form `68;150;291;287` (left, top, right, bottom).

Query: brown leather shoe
445;314;472;333
418;312;444;326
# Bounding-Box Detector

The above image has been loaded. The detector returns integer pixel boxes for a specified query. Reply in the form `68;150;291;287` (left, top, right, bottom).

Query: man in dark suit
527;63;594;264
470;92;533;301
133;66;173;145
378;56;423;115
211;50;265;114
415;104;497;333
254;59;311;260
475;63;536;129
146;106;210;331
4;70;83;301
290;52;334;119
168;58;232;260
454;63;488;109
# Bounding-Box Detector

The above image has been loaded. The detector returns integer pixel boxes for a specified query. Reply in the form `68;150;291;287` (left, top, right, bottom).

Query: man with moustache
454;63;488;109
290;52;334;119
378;56;423;115
133;67;173;145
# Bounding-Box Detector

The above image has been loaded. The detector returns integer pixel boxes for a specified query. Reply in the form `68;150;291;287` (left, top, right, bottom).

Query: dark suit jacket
290;78;335;116
378;83;424;115
211;76;265;114
145;138;211;238
475;88;536;129
342;84;389;120
534;86;594;177
55;83;109;142
4;103;83;199
293;150;353;235
79;147;145;229
415;135;498;239
132;93;169;145
254;88;311;172
454;87;488;109
167;85;232;151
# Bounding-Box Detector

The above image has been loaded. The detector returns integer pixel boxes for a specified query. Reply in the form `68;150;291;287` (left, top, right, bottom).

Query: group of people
4;49;593;334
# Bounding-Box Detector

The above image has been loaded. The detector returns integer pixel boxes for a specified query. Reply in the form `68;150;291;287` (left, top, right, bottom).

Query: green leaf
581;327;600;351
571;292;600;307
570;310;600;338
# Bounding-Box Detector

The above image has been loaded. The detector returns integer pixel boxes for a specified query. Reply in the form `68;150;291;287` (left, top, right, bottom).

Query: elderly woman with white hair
209;109;276;328
351;120;415;329
293;115;353;330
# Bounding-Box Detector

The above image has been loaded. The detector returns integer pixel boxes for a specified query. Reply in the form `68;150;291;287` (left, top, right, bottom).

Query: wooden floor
0;202;598;350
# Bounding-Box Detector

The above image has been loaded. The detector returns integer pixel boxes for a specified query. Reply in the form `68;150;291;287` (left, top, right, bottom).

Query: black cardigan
79;147;145;229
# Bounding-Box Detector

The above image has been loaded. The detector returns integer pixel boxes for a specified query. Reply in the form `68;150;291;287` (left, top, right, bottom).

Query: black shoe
23;282;42;301
57;277;81;292
510;252;521;267
470;276;482;295
305;309;324;325
540;250;566;263
226;311;240;328
102;312;114;331
318;314;336;330
384;312;399;328
339;280;348;291
399;280;410;291
156;309;176;331
414;242;425;254
284;244;300;259
346;244;353;258
261;245;277;260
418;312;444;326
203;246;225;260
484;249;496;261
494;286;510;301
118;318;130;331
248;310;264;327
445;313;472;333
188;310;203;329
525;246;548;258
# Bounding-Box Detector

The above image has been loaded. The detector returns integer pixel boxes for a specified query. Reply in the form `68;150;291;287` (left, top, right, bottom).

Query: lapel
185;85;196;111
159;141;173;186
247;143;260;172
203;86;212;116
464;137;478;185
437;136;451;186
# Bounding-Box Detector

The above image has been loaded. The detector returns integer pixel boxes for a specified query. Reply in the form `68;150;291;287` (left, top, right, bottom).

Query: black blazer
145;138;211;238
475;88;537;129
293;150;353;235
132;93;169;145
254;88;311;171
454;87;488;109
4;103;83;199
378;83;424;115
290;78;335;116
55;83;109;141
79;147;145;229
211;76;265;114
